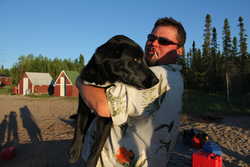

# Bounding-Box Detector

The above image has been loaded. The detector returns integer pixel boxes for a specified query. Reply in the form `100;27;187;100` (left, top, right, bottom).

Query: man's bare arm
80;84;111;117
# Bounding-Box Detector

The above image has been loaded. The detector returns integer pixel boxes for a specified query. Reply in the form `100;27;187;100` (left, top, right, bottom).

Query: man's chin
146;57;158;66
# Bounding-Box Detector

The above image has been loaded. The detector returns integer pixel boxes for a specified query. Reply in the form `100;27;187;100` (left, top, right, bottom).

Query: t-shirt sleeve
106;83;129;125
105;66;170;125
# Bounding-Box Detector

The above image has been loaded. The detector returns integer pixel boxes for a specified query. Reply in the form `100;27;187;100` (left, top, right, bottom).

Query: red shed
0;74;12;87
18;72;53;95
54;70;79;97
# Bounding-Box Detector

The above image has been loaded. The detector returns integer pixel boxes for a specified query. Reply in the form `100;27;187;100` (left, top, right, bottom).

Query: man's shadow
0;115;8;148
20;105;43;143
6;111;19;146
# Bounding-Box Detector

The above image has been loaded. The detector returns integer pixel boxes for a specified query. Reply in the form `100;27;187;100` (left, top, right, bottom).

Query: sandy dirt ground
0;95;249;167
169;115;250;167
0;95;77;167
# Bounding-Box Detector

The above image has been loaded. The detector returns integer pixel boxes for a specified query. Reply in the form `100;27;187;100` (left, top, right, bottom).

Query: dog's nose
150;76;159;87
152;77;159;85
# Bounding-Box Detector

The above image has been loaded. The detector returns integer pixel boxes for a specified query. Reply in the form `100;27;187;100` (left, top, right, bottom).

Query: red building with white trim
18;72;53;95
54;70;79;97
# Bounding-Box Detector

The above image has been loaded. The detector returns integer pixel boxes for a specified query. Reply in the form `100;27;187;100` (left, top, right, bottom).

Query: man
78;17;186;166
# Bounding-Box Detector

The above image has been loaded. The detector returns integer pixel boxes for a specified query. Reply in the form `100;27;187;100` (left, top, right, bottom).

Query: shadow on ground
20;106;43;143
0;140;73;167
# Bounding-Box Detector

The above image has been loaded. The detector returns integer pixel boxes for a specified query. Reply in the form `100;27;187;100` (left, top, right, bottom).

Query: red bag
0;146;16;160
192;151;222;167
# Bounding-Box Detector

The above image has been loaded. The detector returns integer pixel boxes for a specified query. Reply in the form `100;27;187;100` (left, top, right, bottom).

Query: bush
183;89;250;116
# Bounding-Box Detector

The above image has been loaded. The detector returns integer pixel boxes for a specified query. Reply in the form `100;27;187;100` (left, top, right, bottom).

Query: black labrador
68;35;159;166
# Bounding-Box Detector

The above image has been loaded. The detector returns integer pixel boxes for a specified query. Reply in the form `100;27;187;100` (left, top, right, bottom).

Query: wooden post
226;72;230;103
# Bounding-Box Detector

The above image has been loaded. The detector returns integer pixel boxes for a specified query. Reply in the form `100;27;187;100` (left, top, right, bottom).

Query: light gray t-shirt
79;65;184;167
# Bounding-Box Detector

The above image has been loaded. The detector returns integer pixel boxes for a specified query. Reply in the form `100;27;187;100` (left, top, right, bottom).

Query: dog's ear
95;41;123;59
80;35;139;85
80;41;117;85
108;35;141;50
80;53;109;85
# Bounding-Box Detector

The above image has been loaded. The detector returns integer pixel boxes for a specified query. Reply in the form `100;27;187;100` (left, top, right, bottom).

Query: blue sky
1;0;250;69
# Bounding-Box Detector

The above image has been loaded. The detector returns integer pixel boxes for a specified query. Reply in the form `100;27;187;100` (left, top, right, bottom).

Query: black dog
68;35;159;166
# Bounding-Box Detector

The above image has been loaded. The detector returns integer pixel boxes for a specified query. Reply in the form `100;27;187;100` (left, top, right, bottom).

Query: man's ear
177;47;184;56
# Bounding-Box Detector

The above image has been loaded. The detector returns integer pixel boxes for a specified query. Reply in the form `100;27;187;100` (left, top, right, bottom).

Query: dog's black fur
68;35;159;166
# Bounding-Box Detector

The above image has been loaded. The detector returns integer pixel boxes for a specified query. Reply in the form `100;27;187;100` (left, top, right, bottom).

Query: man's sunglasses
147;34;179;46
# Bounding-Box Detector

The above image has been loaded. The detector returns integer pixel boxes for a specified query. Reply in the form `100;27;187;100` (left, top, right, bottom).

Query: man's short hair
153;17;186;47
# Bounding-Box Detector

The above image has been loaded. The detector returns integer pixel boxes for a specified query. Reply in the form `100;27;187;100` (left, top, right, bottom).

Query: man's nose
151;38;159;47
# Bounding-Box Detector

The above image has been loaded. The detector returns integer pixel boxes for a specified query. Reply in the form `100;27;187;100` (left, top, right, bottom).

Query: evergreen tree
238;16;248;60
222;18;232;58
0;65;10;76
222;18;233;101
200;14;215;91
202;14;212;57
238;16;248;75
211;27;218;55
191;41;200;71
232;36;238;57
78;54;85;71
10;65;19;85
79;54;85;66
238;16;249;94
209;27;220;92
187;51;192;68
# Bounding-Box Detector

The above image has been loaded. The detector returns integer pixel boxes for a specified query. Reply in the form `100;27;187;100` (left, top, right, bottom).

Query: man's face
145;26;180;65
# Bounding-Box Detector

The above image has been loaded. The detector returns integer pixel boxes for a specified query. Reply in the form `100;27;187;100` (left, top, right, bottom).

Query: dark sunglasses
147;34;179;46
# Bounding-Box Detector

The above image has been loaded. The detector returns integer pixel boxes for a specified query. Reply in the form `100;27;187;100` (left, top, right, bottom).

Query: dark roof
0;74;9;78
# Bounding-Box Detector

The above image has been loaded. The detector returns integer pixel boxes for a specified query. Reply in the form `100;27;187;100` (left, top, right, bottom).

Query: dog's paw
68;143;83;164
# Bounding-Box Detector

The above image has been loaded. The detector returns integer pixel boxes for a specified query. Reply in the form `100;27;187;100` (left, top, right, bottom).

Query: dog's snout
143;76;159;89
151;76;159;86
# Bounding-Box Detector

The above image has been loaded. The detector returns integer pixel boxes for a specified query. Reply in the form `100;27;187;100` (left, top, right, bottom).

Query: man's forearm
79;84;111;117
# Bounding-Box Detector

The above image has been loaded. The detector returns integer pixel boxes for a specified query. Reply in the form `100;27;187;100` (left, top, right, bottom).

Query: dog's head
81;35;159;89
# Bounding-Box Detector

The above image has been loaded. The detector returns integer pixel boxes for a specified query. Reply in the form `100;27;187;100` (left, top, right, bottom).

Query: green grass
183;89;250;116
0;85;12;95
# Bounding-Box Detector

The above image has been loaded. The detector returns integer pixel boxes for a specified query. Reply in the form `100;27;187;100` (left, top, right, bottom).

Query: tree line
180;14;249;99
0;14;249;98
0;54;84;85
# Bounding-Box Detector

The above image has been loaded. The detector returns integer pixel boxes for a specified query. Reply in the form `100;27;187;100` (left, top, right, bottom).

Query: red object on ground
0;146;16;160
192;136;202;148
192;151;222;167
